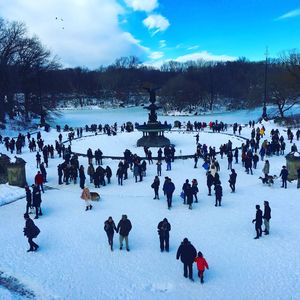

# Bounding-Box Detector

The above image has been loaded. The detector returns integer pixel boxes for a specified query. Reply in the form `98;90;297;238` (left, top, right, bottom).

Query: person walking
279;165;289;188
157;218;171;252
186;183;193;210
262;160;270;179
214;183;223;207
194;251;209;284
252;205;263;239
229;169;237;193
81;186;92;211
34;171;44;193
79;165;86;189
176;238;197;281
263;201;271;235
32;184;42;219
25;185;32;214
206;171;214;196
156;160;162;176
151;176;160;199
182;179;189;205
191;179;199;203
117;215;132;251
87;163;95;184
36;152;41;169
104;216;117;251
163;177;175;209
116;165;124;185
106;166;112;184
23;213;40;252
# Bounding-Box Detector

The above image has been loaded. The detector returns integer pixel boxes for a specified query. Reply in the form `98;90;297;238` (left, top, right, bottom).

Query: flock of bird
55;16;64;30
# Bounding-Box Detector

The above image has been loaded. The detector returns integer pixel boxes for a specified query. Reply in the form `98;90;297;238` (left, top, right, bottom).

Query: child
194;251;209;283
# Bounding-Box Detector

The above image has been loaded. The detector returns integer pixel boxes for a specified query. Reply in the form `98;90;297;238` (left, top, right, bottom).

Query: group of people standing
252;201;272;239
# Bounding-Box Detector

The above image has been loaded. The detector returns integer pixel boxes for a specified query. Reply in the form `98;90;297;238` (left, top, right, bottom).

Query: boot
264;231;269;235
201;277;204;284
85;206;89;211
89;205;92;210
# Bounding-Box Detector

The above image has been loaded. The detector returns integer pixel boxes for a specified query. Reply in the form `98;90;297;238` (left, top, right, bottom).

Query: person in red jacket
35;171;44;193
194;251;209;284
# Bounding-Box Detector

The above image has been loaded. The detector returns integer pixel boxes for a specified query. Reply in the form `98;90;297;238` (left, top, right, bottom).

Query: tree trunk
278;103;284;118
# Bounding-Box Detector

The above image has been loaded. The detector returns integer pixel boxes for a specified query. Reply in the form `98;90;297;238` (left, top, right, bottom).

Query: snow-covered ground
0;109;300;300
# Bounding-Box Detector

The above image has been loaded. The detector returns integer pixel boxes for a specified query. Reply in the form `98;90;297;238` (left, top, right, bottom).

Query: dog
259;175;278;186
90;192;100;201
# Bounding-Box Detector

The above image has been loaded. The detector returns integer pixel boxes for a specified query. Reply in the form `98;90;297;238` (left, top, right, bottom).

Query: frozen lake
51;106;271;128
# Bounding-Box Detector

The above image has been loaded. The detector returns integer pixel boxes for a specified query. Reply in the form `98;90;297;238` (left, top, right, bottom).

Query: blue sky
0;0;300;68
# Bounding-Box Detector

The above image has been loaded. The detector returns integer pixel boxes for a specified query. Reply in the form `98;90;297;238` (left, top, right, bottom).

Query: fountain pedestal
136;88;171;147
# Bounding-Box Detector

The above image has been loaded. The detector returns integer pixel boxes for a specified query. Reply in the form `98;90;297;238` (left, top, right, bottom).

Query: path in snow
0;271;35;299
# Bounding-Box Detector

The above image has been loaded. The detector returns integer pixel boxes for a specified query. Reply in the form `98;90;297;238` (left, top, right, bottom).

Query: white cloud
159;40;166;48
124;0;158;12
145;50;236;69
276;8;300;20
175;51;236;62
0;0;149;68
187;45;199;51
148;51;164;60
143;14;170;35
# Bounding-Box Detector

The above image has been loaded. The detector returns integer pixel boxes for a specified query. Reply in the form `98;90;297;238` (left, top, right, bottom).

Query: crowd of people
1;119;299;284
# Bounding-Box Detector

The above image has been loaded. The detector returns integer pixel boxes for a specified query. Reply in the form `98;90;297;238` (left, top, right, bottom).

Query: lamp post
262;47;269;119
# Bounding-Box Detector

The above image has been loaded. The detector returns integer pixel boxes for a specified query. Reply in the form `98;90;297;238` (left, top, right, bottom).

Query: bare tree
268;63;300;118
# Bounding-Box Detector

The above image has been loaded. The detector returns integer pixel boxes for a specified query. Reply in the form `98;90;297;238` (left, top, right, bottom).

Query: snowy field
0;108;300;300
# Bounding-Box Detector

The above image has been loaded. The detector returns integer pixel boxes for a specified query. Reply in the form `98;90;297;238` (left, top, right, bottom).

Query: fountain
136;88;171;147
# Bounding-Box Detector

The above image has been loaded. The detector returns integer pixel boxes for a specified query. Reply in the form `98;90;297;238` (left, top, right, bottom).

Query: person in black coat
252;205;263;239
176;238;197;281
163;177;175;209
79;165;86;189
58;164;63;185
214;183;223;206
23;213;39;252
182;179;190;204
151;176;160;199
116;166;124;185
105;166;112;184
206;171;214;196
116;215;132;251
245;155;253;175
32;184;42;219
157;218;171;252
263;201;271;235
25;185;32;214
104;216;117;251
279;165;289;188
229;169;237;193
186;183;193;210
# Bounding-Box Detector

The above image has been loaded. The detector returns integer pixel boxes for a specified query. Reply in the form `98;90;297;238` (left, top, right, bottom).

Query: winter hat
256;205;260;209
183;238;189;243
24;213;29;219
197;251;203;257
